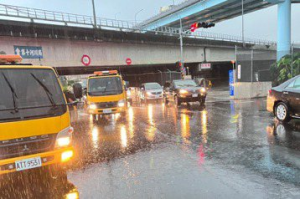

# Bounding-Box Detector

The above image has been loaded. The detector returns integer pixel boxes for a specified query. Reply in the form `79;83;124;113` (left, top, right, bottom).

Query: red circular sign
126;58;132;65
81;55;91;66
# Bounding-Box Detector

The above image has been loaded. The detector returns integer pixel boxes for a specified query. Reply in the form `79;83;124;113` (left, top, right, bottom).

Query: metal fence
236;47;300;82
236;48;277;82
123;71;182;87
0;3;281;46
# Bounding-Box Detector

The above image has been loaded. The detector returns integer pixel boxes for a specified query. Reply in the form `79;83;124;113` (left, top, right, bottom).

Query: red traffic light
190;23;199;32
190;22;215;31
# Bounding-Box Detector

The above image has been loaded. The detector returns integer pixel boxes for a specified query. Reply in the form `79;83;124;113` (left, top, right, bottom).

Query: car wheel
175;96;181;107
275;102;290;122
92;115;97;122
199;98;206;106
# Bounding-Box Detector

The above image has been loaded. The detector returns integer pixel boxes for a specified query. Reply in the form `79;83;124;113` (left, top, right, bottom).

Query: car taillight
268;89;272;96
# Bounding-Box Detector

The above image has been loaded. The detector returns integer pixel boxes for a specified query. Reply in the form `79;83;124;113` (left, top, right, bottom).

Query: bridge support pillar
277;0;291;61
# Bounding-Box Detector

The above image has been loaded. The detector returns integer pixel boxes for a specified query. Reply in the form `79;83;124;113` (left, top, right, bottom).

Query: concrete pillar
277;0;291;61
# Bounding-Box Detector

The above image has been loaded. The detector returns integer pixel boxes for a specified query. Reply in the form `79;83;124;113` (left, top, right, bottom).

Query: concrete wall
206;48;235;62
234;82;272;99
0;36;237;67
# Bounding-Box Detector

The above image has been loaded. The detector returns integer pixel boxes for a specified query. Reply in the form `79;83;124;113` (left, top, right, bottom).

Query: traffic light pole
180;18;184;69
92;0;97;29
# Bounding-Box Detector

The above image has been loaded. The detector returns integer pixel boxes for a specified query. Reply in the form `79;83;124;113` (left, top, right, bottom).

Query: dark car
164;79;207;106
267;75;300;122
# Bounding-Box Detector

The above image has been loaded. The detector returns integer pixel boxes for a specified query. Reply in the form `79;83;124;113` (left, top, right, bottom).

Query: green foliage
271;52;300;86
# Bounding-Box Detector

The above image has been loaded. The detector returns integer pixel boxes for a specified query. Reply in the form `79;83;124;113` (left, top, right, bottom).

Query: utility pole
92;0;97;28
242;0;245;47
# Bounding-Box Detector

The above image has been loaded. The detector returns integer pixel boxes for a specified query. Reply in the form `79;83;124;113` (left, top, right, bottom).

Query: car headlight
118;99;125;107
55;127;73;148
200;88;206;93
89;103;97;110
146;91;152;96
180;89;188;94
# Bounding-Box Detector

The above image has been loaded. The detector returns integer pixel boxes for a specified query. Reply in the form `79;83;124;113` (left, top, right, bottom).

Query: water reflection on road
2;99;300;198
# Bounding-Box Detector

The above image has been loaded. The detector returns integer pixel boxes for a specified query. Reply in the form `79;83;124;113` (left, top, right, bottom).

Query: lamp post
135;9;144;25
167;69;172;81
115;12;121;20
158;70;163;85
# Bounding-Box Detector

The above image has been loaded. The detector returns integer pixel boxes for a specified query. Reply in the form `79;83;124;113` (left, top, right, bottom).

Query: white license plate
192;94;198;98
15;157;42;171
155;95;160;98
103;109;112;114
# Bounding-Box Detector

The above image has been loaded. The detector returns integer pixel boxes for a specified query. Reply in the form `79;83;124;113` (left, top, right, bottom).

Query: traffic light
175;61;183;71
190;22;215;32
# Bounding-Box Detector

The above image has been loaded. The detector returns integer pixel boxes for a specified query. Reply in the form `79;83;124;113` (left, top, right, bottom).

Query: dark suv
267;75;300;122
164;79;207;106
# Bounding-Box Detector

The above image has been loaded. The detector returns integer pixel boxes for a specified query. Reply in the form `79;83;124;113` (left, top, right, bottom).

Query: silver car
139;82;163;103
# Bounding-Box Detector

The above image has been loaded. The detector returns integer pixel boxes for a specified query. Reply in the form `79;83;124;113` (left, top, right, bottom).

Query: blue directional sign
14;46;43;59
229;70;234;96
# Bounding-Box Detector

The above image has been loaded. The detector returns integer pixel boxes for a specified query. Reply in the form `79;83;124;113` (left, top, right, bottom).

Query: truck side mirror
73;83;83;99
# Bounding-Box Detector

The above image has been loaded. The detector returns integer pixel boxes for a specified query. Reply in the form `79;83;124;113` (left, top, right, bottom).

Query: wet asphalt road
2;98;300;199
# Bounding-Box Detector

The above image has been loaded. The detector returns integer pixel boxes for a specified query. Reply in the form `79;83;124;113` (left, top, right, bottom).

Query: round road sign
81;55;91;66
126;58;132;65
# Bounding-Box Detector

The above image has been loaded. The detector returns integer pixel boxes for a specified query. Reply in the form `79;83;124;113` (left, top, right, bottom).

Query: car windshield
0;68;66;122
88;76;123;96
144;83;162;90
174;80;197;88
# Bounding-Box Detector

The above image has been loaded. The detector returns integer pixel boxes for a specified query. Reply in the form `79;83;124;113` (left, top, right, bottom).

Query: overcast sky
1;0;300;42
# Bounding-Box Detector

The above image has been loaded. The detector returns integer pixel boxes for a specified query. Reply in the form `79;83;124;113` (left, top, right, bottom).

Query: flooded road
2;99;300;198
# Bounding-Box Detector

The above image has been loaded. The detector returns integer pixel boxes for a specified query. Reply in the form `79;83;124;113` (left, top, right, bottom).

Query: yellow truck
86;70;127;121
0;55;75;180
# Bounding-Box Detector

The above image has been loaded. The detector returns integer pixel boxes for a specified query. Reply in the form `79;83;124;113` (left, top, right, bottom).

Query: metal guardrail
0;3;282;46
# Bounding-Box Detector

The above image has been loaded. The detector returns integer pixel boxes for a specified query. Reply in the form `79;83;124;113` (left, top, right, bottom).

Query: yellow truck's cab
86;70;127;121
0;55;74;179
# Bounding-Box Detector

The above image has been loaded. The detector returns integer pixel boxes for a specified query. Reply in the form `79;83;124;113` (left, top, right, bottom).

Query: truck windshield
88;76;123;96
0;68;67;123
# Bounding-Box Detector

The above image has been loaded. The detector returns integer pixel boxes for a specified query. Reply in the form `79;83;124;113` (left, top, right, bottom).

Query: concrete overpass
139;0;300;60
0;19;277;75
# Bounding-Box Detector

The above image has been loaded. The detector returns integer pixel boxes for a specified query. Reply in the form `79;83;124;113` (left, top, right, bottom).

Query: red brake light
94;70;118;76
268;89;272;95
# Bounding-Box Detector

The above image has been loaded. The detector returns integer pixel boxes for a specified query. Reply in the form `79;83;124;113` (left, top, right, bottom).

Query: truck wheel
92;115;97;122
275;102;291;123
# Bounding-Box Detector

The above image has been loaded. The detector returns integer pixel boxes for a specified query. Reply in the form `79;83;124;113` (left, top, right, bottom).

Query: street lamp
92;0;97;28
167;69;172;81
135;9;144;25
158;70;163;85
115;12;121;20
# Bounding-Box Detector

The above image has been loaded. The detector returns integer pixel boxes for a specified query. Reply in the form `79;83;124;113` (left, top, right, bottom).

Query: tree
271;52;300;86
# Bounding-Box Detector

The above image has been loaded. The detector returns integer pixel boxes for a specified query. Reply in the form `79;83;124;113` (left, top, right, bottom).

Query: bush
271;52;300;86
